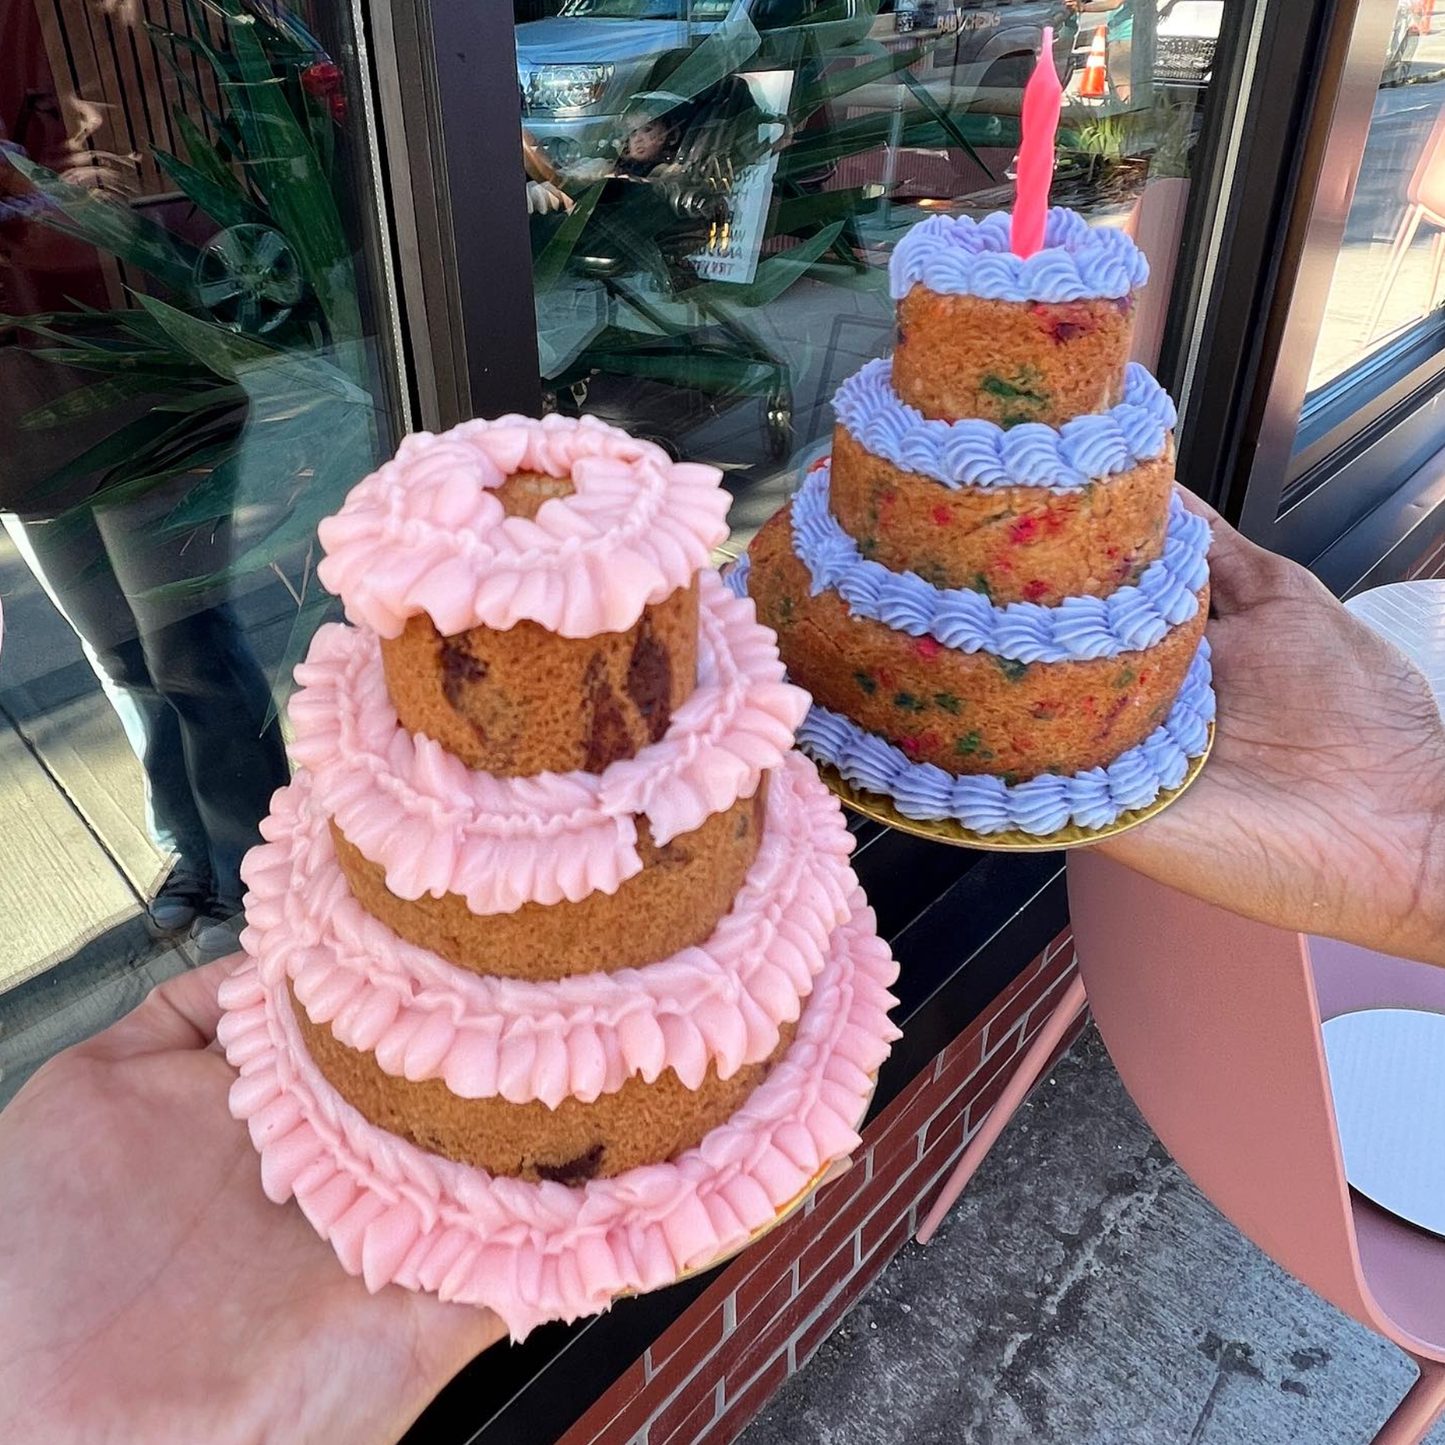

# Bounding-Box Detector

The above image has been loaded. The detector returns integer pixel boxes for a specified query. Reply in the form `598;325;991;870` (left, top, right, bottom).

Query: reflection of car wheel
765;387;793;462
194;224;303;335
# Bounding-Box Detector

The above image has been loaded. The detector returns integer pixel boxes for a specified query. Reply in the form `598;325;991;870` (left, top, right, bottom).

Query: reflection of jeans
3;476;288;898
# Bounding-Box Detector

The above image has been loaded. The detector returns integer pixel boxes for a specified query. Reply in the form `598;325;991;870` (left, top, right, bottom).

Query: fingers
1176;484;1308;615
77;953;244;1061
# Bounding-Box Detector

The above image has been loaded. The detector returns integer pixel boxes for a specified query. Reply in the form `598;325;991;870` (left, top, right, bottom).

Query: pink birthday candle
1011;26;1063;260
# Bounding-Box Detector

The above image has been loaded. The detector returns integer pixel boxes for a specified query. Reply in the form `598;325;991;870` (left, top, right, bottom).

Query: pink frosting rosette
286;572;810;914
218;895;899;1340
243;753;857;1108
316;413;732;639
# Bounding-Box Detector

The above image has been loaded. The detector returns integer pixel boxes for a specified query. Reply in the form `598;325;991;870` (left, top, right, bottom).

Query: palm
0;962;505;1445
1104;498;1445;965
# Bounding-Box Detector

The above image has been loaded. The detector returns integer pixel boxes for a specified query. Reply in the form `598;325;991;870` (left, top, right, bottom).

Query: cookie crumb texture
380;578;700;775
294;986;797;1182
830;426;1174;605
750;510;1206;781
331;783;767;980
892;288;1136;428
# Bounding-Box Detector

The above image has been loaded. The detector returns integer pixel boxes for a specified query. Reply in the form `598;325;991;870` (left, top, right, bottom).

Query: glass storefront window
0;0;400;1093
514;0;1222;546
1307;3;1445;395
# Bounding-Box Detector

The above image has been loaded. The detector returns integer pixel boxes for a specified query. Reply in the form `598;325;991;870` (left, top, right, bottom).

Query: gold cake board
818;724;1215;852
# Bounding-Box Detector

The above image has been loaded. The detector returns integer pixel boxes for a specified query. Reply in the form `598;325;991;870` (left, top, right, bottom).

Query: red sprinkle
899;735;921;756
1009;516;1041;546
1081;695;1098;716
913;636;942;661
877;667;897;690
1030;698;1063;719
808;455;830;473
931;505;952;526
1022;579;1050;602
1010;733;1033;755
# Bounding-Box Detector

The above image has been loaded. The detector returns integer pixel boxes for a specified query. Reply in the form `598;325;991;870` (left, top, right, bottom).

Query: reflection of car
1154;0;1221;88
516;0;1072;166
1074;1;1220;91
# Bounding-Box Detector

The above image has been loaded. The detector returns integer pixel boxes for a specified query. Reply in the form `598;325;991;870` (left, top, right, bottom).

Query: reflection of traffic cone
1425;0;1435;37
1080;25;1108;99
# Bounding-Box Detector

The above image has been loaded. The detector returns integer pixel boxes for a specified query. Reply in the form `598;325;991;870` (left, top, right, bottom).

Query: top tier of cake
889;208;1149;428
317;413;730;776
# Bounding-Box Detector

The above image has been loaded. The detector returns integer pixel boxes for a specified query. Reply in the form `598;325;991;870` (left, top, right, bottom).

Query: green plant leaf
173;110;244;196
19;375;164;429
532;182;606;293
0;152;200;298
133;292;280;379
153;147;267;232
217;1;360;340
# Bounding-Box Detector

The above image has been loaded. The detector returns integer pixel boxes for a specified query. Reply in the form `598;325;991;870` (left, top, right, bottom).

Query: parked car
516;0;1073;167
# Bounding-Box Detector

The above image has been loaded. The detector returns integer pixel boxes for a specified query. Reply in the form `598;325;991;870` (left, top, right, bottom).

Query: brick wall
556;929;1083;1445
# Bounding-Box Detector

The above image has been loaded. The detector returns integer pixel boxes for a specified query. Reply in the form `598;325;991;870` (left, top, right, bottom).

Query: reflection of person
3;484;291;953
522;126;573;214
1101;496;1445;969
0;955;508;1444
0;85;290;953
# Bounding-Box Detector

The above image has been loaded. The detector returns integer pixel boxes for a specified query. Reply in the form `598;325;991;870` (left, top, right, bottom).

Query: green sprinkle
973;573;993;600
993;656;1030;683
956;731;983;756
860;536;879;557
1112;667;1137;689
778;596;794;622
853;671;877;695
932;692;962;714
894;692;924;712
979;372;1045;403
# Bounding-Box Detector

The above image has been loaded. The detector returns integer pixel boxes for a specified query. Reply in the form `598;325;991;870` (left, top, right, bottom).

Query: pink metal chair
918;853;1445;1443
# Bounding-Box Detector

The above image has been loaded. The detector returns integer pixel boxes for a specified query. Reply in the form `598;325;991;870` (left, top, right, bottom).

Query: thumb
76;953;243;1061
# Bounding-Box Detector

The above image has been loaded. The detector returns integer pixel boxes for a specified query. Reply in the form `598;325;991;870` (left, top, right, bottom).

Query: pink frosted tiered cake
217;415;900;1337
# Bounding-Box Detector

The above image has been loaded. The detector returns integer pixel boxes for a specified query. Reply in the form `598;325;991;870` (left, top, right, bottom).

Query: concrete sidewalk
741;1029;1445;1445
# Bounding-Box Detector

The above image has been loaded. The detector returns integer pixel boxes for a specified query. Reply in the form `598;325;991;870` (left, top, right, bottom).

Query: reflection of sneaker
146;865;212;935
190;897;245;960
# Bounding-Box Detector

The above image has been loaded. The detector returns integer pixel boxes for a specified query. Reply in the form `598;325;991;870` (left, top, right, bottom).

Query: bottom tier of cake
217;900;899;1339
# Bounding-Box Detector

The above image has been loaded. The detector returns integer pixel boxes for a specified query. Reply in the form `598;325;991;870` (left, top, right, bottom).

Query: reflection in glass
1308;4;1445;393
0;0;395;1055
515;0;1215;539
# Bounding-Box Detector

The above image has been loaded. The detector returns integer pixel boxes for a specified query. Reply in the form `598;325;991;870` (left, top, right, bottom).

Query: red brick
797;1174;884;1287
730;1267;793;1349
1041;929;1075;969
703;1354;788;1445
859;1175;913;1261
922;1025;1033;1156
646;1308;727;1423
1021;969;1080;1044
733;1248;793;1320
554;1358;648;1445
791;1220;901;1371
984;959;1071;1053
864;1064;933;1140
652;1378;722;1445
866;1108;923;1177
801;1231;857;1306
931;1027;986;1101
727;1260;825;1394
649;1301;726;1378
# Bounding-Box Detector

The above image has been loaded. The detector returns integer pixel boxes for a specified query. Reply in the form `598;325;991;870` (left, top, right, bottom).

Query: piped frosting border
218;900;900;1341
243;755;856;1108
287;572;810;914
790;465;1209;663
316;413;731;639
889;208;1149;304
808;639;1212;834
834;358;1175;491
726;557;1214;834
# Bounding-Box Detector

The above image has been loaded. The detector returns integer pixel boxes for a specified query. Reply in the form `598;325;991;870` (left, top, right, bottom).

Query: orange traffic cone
1080;25;1108;99
1424;0;1435;37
